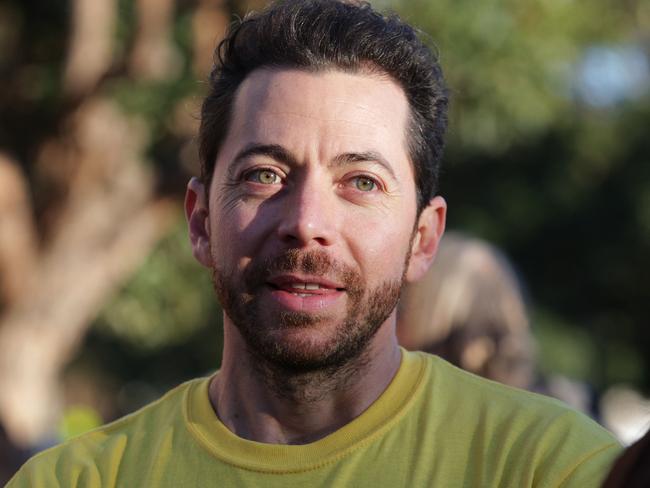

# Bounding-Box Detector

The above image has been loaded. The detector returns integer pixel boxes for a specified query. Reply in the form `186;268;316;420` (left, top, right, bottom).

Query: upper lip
267;274;345;291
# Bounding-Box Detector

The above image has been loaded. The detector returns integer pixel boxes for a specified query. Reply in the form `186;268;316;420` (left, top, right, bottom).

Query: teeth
289;283;321;290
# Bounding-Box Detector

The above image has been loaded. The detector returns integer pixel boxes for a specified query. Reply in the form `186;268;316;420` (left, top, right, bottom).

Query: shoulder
7;377;208;487
416;350;602;423
415;350;614;439
410;351;622;486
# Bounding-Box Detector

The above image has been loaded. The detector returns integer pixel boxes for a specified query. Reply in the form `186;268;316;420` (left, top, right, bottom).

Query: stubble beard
211;249;406;403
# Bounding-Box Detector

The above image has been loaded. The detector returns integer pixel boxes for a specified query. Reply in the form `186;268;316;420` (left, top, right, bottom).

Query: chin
246;319;366;373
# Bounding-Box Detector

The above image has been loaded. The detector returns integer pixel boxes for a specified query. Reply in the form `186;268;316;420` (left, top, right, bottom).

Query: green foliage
97;216;218;350
115;0;137;59
392;0;634;154
106;76;198;142
534;309;598;383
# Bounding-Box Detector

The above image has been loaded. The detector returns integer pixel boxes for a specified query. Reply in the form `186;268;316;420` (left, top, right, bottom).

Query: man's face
190;68;444;371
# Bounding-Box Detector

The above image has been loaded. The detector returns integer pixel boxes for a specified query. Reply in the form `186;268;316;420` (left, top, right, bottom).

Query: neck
210;318;401;445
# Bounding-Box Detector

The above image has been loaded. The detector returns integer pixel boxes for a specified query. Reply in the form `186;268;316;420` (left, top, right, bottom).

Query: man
9;0;620;486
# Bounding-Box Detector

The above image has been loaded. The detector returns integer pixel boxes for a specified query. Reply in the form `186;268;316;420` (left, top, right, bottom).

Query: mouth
268;276;345;295
265;275;346;311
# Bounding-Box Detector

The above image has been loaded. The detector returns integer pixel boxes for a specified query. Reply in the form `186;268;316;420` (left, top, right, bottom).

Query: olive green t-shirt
8;350;621;487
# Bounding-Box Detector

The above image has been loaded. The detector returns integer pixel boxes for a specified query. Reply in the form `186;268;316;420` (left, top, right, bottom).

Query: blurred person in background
8;0;622;486
398;231;596;415
397;231;535;390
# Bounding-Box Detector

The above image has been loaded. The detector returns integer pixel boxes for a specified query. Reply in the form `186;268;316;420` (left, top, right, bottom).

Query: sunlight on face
208;68;420;369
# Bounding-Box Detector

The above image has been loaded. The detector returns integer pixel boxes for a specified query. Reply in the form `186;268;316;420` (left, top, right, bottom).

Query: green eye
354;176;376;192
247;169;280;184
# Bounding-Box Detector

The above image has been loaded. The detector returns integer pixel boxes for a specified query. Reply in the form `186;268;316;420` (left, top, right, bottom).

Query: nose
276;173;337;247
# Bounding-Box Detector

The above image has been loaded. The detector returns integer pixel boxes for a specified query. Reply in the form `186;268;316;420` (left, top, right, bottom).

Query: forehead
220;67;412;175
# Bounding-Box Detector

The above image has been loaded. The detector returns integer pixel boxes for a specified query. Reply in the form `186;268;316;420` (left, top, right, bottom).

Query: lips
265;274;345;311
267;275;344;296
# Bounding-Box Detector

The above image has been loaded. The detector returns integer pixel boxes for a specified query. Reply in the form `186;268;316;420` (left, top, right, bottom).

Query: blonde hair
397;232;535;389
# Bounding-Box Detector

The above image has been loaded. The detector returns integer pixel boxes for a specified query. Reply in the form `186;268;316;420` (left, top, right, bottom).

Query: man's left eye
353;176;377;192
246;169;281;184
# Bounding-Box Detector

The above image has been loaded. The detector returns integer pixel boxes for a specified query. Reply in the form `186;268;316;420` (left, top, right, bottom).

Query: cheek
349;218;413;280
210;202;274;261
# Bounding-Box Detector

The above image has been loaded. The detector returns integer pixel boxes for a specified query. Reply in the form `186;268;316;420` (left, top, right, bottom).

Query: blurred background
0;0;648;480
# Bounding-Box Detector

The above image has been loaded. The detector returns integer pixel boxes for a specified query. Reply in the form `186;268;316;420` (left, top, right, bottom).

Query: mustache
244;249;363;295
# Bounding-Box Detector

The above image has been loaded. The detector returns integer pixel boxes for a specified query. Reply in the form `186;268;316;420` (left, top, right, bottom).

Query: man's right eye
244;169;282;185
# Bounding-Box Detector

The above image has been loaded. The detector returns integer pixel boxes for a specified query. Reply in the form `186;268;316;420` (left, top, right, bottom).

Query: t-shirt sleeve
6;455;61;488
6;440;106;488
529;408;623;488
556;442;622;488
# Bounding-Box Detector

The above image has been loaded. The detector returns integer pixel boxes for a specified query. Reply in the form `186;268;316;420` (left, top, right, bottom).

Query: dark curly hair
198;0;448;212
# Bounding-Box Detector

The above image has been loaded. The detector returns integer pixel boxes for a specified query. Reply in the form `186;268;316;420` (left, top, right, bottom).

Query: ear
405;196;446;283
185;177;213;268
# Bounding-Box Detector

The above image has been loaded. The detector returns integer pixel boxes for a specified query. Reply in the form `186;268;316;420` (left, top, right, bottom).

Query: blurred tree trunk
0;156;37;308
130;0;181;80
0;0;232;447
192;0;229;78
63;0;116;96
0;99;177;447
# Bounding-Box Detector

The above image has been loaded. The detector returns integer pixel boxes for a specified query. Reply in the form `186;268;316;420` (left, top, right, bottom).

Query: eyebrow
330;151;397;180
229;143;396;180
231;143;299;171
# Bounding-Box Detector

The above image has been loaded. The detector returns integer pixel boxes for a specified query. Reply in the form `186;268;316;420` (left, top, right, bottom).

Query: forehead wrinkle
249;110;382;130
